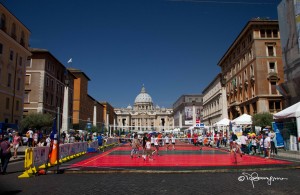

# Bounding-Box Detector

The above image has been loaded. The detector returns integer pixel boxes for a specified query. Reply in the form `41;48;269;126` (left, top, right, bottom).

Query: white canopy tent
232;114;252;125
273;101;300;119
213;118;230;137
214;118;230;126
273;101;300;151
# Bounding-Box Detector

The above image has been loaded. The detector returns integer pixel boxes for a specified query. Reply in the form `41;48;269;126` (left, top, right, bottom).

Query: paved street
1;144;300;195
0;159;300;195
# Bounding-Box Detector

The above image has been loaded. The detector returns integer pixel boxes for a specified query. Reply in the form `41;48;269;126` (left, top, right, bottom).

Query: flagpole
56;106;61;174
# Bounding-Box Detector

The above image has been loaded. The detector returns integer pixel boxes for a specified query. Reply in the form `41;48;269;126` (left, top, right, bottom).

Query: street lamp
61;71;69;134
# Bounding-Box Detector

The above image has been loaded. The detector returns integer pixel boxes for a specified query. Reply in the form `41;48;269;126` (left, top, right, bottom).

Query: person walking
171;134;176;150
0;137;13;174
26;128;34;147
61;131;66;144
165;134;170;151
153;135;160;156
130;134;140;158
12;132;22;159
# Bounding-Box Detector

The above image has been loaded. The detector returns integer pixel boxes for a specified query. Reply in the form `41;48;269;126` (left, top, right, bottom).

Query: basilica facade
114;86;174;132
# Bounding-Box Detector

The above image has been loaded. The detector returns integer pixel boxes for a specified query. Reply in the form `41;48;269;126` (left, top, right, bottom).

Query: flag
67;58;72;63
49;118;58;165
50;118;57;140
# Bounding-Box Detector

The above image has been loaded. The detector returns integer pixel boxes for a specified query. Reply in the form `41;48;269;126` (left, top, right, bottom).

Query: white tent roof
273;101;300;119
214;118;230;126
232;114;252;125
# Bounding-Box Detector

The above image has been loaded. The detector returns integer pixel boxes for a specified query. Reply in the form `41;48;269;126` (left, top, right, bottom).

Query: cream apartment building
218;19;284;119
0;4;31;126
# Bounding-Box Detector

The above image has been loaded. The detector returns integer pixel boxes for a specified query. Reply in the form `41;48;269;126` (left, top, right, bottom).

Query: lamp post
106;109;110;137
61;71;69;135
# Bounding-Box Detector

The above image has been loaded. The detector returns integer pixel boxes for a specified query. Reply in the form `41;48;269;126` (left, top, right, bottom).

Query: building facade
24;49;74;124
115;86;173;132
69;68;104;130
0;4;31;125
173;94;203;128
218;19;284;119
202;73;228;126
278;0;300;107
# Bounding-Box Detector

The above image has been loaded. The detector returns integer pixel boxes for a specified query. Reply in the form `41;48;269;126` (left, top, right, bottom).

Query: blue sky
4;0;281;108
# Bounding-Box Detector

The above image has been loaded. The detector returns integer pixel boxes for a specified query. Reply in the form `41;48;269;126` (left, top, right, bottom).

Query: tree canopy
252;112;273;128
20;113;53;131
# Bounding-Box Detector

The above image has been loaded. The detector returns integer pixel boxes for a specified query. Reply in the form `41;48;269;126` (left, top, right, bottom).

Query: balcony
239;83;243;89
250;75;255;84
268;71;279;81
244;79;248;87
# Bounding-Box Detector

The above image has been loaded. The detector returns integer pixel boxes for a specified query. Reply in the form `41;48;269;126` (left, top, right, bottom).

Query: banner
272;122;285;148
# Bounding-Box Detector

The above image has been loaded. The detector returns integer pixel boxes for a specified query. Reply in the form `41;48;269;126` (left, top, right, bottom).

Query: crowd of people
128;128;280;161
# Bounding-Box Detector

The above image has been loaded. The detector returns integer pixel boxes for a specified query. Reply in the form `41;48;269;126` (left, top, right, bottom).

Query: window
269;101;281;111
50;94;53;106
267;46;274;56
5;97;9;109
45;92;48;104
9;50;14;61
7;73;11;87
17;78;21;90
266;30;272;38
269;62;276;72
25;75;31;84
0;14;6;31
260;30;265;38
11;23;16;39
20;31;25;46
19;56;23;66
24;91;29;103
273;30;278;38
46;77;49;86
271;82;277;94
16;100;19;111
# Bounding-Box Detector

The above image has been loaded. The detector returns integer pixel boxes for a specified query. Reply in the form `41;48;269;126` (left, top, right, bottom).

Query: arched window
11;23;16;39
0;14;6;31
20;31;25;46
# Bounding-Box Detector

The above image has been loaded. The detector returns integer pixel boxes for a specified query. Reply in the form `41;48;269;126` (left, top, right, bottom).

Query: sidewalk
217;145;300;162
9;145;27;163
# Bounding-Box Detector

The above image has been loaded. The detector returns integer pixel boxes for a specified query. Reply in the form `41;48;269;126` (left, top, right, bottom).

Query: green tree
252;112;273;128
20;113;53;132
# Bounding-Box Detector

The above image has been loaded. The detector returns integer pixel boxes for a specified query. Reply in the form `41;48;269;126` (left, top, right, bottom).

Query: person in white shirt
240;133;248;154
198;134;203;150
26;128;34;147
165;134;170;151
263;133;271;158
46;136;51;147
171;134;176;150
153;135;160;155
143;139;153;161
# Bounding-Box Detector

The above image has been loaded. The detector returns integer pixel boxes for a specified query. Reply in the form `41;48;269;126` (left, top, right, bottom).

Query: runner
153;134;160;156
171;134;176;150
231;141;243;164
143;139;154;161
130;134;140;158
197;133;203;150
165;134;170;151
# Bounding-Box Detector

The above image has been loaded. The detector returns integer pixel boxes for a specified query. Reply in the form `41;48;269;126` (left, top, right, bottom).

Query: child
143;139;154;161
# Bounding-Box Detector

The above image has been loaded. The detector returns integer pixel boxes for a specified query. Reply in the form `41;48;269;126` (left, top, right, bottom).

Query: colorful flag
49;117;58;165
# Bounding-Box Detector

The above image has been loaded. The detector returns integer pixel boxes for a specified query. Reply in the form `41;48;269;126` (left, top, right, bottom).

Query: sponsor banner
33;146;50;168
